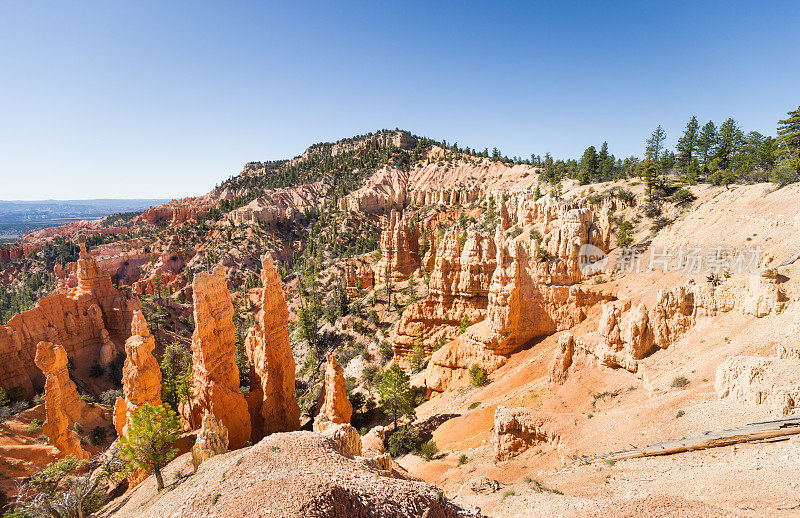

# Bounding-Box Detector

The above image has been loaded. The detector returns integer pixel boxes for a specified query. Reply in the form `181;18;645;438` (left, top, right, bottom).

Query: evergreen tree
697;121;718;168
119;403;182;491
645;125;667;163
716;118;742;170
579;146;598;184
777;105;800;175
675;116;700;170
376;364;416;429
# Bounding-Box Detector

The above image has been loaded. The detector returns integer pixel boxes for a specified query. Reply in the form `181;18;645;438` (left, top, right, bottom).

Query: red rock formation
0;242;140;396
374;209;419;284
341;167;409;213
181;267;251;449
34;341;91;459
113;310;163;437
548;333;575;385
423;200;616;394
391;228;496;367
232;181;327;226
492;406;560;461
316;353;352;425
244;254;300;440
191;412;229;470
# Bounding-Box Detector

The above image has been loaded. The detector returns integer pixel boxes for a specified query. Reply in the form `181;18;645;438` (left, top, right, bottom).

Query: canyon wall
0;242;139;396
244;254;300;439
391;228;496;367
373;209;420;284
180;267;251;449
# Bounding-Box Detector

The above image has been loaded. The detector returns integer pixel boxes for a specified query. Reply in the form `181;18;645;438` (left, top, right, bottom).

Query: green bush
671;376;689;388
26;418;42;434
387;426;421;458
469;365;488;387
458;454;469;466
420;440;438;461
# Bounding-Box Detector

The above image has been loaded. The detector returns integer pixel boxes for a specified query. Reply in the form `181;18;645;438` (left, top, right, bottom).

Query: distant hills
0;199;170;242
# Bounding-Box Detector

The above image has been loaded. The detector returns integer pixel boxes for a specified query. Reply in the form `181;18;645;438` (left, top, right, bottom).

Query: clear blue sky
1;1;798;200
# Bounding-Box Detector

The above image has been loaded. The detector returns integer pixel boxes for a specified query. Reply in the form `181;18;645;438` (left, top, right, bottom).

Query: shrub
671;376;689;388
468;401;480;410
502;490;516;499
458;454;469;466
27;418;43;434
88;362;105;378
100;389;124;406
649;217;674;233
420;440;438;461
91;426;108;445
469;365;488;387
676;410;686;418
387;426;421;457
409;345;426;374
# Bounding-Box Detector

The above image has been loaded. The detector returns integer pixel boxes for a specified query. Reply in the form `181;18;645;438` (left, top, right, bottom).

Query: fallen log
585;416;800;463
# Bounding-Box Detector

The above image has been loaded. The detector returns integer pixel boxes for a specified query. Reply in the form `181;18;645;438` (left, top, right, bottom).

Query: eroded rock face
341;167;409;213
0;242;140;396
548;333;575;385
34;341;90;459
244;255;300;440
576;273;788;374
715;356;800;416
313;413;362;457
374;209;420;284
392;228;496;367
492;406;559;461
114;310;163;437
316;353;352;425
181;267;251;449
191;412;229;470
424;222;614;394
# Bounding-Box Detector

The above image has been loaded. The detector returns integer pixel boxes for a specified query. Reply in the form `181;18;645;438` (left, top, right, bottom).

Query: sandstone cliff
492;406;560;461
0;241;140;396
34;341;91;459
316;353;352;425
391;228;496;367
244;254;300;440
374;209;420;284
113;310;163;437
181;267;251;449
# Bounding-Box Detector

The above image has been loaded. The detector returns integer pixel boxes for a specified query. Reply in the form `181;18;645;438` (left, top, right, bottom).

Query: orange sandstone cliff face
0;242;140;397
422;197;616;394
244;254;300;440
34;341;91;459
181;268;251;449
113;310;163;437
391;228;496;367
316;353;353;425
374;209;420;284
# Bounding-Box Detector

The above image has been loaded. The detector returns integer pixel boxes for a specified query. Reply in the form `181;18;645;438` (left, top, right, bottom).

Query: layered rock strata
391;228;496;367
716;355;800;416
0;241;139;396
113;310;163;437
492;406;560;461
316;353;352;425
181;267;251;449
374;209;420;284
244;254;300;440
34;341;91;459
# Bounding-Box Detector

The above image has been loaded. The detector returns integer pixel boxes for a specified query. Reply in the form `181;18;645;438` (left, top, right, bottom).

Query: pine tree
579;146;598;185
377;364;416;429
645;125;667;163
777;105;800;175
716;118;742;171
675;116;700;170
119;403;182;491
697;121;718;168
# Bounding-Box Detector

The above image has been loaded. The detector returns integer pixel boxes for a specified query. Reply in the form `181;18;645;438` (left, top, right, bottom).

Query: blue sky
1;1;798;200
